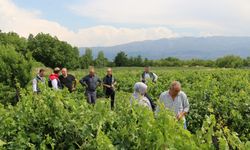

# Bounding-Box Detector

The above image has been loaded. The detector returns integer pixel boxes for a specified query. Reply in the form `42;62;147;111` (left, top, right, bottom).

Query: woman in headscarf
130;82;152;110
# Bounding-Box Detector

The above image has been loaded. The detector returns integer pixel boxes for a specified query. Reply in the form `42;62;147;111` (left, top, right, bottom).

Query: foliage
114;51;128;67
1;31;250;69
74;67;250;142
0;45;33;88
244;57;250;67
0;88;197;149
79;48;94;69
94;51;108;68
0;31;28;55
0;67;249;149
216;55;244;68
0;83;16;105
0;45;33;105
27;33;79;69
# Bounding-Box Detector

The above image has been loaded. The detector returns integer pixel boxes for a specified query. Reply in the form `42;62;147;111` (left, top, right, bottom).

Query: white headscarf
134;82;147;95
131;82;152;110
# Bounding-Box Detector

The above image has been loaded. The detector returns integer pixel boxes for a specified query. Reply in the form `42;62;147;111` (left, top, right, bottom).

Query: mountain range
79;36;250;60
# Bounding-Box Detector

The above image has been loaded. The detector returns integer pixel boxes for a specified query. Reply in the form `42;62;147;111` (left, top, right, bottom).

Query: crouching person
158;81;190;129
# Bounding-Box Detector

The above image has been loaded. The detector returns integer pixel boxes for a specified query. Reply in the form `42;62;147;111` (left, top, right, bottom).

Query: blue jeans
86;91;97;104
184;120;187;129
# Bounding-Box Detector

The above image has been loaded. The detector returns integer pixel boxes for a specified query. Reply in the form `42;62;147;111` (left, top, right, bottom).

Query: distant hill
79;36;250;60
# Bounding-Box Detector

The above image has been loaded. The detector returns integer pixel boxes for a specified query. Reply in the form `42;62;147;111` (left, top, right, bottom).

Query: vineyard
0;67;250;149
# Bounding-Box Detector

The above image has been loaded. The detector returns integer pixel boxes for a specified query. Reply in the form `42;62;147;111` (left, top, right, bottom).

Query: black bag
145;93;156;111
48;80;52;88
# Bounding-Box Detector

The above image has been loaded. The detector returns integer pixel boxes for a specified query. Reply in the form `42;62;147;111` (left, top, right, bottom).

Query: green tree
28;33;79;69
80;48;94;69
0;45;33;104
114;51;128;67
144;58;154;67
244;57;250;67
134;55;143;66
94;51;108;68
161;57;182;67
0;31;28;55
216;55;244;68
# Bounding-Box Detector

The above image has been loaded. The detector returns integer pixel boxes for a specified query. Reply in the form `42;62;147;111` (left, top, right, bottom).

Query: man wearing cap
80;67;102;104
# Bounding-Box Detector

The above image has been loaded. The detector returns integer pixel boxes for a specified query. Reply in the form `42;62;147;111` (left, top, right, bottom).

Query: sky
0;0;250;47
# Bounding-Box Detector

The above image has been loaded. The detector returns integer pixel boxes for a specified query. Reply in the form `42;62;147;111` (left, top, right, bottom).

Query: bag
48;80;52;88
144;93;156;111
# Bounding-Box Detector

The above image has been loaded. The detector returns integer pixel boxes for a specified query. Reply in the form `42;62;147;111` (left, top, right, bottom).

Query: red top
49;73;59;80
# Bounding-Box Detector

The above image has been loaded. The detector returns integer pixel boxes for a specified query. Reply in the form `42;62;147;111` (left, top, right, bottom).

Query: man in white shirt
158;81;190;129
32;69;46;93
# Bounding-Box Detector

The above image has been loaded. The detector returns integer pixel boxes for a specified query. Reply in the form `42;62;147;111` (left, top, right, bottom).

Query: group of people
32;67;117;109
130;67;189;128
32;66;189;128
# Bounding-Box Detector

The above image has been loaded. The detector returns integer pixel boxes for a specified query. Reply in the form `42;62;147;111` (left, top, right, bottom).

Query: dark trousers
145;93;156;111
85;91;97;104
105;90;115;109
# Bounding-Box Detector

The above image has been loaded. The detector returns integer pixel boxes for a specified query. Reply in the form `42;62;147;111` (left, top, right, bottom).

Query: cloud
1;0;250;47
0;0;178;47
73;26;177;46
0;0;76;43
70;0;250;36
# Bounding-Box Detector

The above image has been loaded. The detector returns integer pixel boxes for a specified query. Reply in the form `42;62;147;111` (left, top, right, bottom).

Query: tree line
113;52;250;68
0;30;250;105
1;31;250;70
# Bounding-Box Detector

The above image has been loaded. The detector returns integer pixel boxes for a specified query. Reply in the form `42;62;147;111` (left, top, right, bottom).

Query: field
0;67;250;149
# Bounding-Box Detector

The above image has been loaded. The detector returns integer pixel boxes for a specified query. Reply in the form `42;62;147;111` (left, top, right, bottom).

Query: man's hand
103;84;111;88
176;112;186;121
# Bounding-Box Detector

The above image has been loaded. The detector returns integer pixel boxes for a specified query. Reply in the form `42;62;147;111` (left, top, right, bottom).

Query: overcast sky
1;0;250;47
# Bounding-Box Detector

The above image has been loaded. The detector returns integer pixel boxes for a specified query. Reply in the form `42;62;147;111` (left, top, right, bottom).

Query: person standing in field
158;81;190;129
59;68;77;93
140;66;158;111
141;66;158;83
130;82;152;110
32;69;46;94
103;68;117;109
48;67;62;90
80;67;102;104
